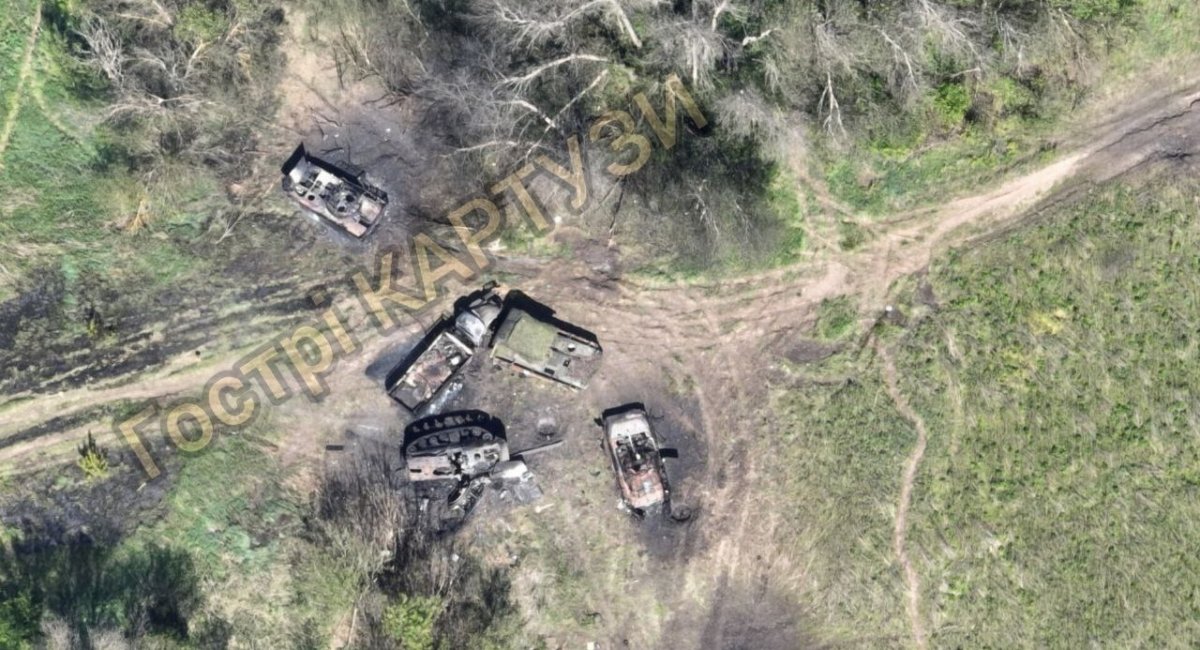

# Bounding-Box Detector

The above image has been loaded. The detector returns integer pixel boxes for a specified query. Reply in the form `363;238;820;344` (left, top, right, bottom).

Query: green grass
1106;0;1200;76
133;433;295;580
0;0;225;302
818;0;1200;217
821;120;1055;215
814;296;857;341
898;175;1200;646
122;419;350;643
765;373;913;643
496;218;574;261
764;165;807;266
629;163;809;281
767;169;1200;646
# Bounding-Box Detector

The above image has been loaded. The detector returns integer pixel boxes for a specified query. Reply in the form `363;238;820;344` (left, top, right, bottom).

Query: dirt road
2;72;1199;648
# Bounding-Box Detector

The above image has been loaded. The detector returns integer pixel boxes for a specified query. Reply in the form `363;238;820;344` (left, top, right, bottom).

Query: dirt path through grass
0;1;42;169
3;79;1197;472
877;341;929;649
0;64;1198;648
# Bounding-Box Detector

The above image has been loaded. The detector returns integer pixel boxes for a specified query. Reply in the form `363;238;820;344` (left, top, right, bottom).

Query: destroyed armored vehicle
385;284;504;413
403;410;508;483
385;324;472;414
601;404;669;515
490;303;602;390
281;144;388;238
402;410;541;523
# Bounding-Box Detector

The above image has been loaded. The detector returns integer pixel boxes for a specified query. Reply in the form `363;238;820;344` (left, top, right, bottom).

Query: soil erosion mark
0;2;43;168
878;341;929;650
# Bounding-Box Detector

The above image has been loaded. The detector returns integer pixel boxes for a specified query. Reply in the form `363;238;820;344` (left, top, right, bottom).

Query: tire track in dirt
876;341;929;650
0;294;428;468
688;307;749;649
0;2;42;169
0;73;1197;649
3;81;1196;470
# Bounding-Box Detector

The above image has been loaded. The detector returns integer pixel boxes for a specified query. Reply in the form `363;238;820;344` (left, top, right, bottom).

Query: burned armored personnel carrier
601;404;670;516
490;301;602;390
402;410;541;522
281;144;388;238
385;284;503;413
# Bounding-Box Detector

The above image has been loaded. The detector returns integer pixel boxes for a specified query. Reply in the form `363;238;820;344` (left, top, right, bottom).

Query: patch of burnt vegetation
0;431;177;541
0;260;331;395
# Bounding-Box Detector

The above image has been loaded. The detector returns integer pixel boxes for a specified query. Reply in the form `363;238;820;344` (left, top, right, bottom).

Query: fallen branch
497;53;608;92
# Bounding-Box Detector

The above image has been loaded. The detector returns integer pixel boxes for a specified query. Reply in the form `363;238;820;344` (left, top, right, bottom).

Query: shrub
816;297;857;340
77;432;109;480
933;82;971;128
174;4;229;44
382;594;442;650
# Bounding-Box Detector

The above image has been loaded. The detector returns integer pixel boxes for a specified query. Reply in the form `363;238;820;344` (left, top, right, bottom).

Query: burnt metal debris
384;284;601;415
402;410;542;524
379;286;683;527
384;283;505;414
601;404;671;517
403;409;509;483
274;131;687;530
281;144;388;238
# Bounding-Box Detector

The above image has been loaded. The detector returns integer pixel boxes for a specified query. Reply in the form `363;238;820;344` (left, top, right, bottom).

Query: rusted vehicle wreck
280;143;388;238
385;284;504;413
600;404;670;516
386;285;601;413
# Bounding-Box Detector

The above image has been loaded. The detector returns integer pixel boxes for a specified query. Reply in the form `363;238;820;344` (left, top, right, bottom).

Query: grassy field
4;0;1200;646
765;165;1200;646
119;414;361;646
0;0;209;297
766;372;914;644
900;172;1200;646
0;0;367;399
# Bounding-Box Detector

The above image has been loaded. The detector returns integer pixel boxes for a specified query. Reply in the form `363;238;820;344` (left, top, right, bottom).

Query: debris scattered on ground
381;285;689;530
401;410;544;527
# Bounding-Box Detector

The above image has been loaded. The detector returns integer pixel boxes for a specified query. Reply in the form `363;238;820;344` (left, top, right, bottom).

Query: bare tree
482;0;644;49
811;12;856;137
78;15;125;87
653;18;729;92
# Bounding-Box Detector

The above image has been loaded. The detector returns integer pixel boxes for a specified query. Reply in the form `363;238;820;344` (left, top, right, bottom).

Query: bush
1052;0;1137;20
933;82;971;129
174;4;229;44
0;529;209;644
0;592;40;648
77;432;109;480
816;297;857;340
382;594;441;650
